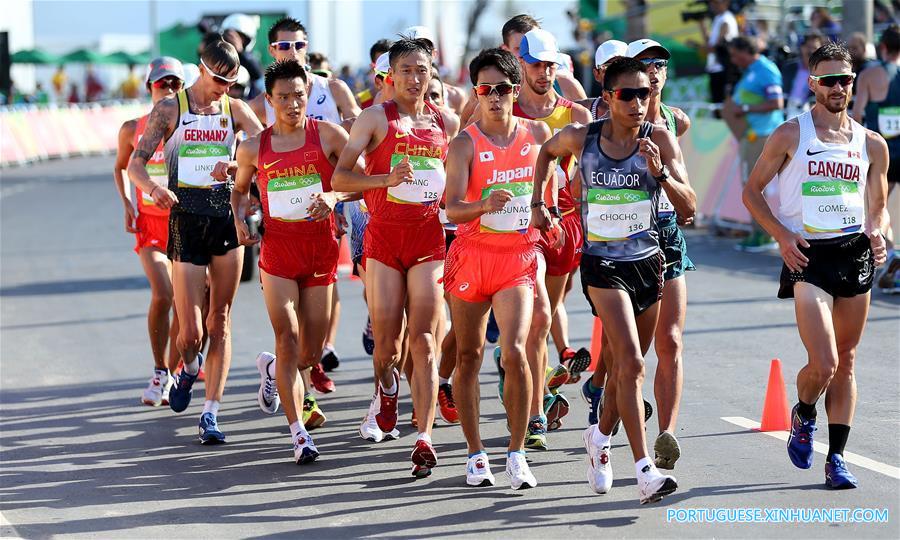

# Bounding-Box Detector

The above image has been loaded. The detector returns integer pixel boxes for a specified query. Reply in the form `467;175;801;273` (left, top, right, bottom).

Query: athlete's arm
114;119;139;233
127;98;178;209
557;72;588;101
445;85;467;115
570;102;593;125
442;108;461;139
865;129;890;266
742;121;809;271
248;93;268;126
329;78;362;120
332;106;410;191
532;124;585;231
851;68;872;123
671;106;692;137
459;94;478;126
648;128;696;220
318;121;364;203
231;135;261;246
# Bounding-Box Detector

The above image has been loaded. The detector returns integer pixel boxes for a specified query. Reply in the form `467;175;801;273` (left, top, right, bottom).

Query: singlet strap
176;90;188;115
660;103;676;133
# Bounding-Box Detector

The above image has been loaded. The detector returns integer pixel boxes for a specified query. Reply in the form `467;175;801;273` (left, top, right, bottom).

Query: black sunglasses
607;87;651;101
810;73;855;88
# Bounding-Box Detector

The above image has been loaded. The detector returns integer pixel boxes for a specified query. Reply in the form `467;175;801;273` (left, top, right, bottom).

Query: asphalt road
1;156;898;539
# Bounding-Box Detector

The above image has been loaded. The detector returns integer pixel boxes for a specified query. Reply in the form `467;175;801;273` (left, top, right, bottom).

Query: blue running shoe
486;310;500;344
198;412;225;445
581;379;603;425
169;353;203;413
787;404;816;469
493;346;505;404
362;317;375;356
825;454;858;489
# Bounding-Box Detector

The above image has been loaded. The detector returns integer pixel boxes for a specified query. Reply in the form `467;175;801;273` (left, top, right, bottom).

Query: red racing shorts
363;217;445;274
259;230;338;288
134;212;169;253
536;210;583;277
443;237;537;303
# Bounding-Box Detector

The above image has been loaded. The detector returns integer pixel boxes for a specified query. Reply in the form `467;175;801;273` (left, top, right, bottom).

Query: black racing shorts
168;211;240;266
659;218;696;281
777;233;874;299
580;251;664;316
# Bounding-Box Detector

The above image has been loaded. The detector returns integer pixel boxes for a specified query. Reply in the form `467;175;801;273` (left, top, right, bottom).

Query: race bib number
657;189;674;219
387;154;445;205
141;162;168;207
177;144;230;188
801;180;864;234
479;181;533;234
267;174;323;221
878;106;900;139
586;188;652;241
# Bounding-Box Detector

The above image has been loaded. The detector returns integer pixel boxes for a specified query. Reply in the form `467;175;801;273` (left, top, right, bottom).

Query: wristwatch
530;200;545;209
653;165;670;183
548;206;562;218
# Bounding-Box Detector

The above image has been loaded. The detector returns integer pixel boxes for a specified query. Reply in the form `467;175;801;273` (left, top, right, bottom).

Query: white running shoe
141;370;169;406
161;374;174;406
505;452;537;490
293;432;319;465
359;390;399;442
466;452;496;487
637;463;678;504
582;426;613;494
256;352;280;414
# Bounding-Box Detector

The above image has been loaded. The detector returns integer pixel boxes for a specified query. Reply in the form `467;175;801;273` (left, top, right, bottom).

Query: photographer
694;0;739;104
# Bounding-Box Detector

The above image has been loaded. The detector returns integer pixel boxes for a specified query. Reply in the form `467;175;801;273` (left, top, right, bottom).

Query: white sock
439;377;450;386
266;358;276;379
289;421;307;440
417;432;432;444
202;400;220;416
154;367;168;379
322;343;334;356
594;426;611;447
381;378;398;395
635;456;654;476
183;354;200;375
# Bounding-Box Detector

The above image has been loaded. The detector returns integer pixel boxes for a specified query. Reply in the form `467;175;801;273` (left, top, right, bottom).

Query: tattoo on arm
132;100;174;163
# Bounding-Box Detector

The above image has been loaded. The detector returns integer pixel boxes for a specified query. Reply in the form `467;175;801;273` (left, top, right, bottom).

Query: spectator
67;83;80;103
722;36;784;252
309;52;331;78
32;83;49;104
51;65;67;101
221;14;263;98
339;65;355;89
120;64;141;99
810;7;841;43
85;65;104;102
696;0;739;104
782;31;824;117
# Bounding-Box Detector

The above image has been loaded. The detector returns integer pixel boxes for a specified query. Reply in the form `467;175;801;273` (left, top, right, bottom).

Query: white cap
221;13;261;51
235;65;250;86
374;52;391;75
403;25;435;45
595;40;628;67
626;38;671;60
520;28;560;64
182;63;200;88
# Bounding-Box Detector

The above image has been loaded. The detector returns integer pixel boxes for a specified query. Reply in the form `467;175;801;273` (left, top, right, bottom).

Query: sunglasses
152;77;183;91
607;87;651;101
639;58;668;69
474;82;518;97
270;40;308;51
199;58;239;85
810;73;855;87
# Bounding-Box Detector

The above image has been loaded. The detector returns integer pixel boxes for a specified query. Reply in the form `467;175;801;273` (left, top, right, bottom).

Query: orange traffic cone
588;317;603;371
337;235;353;277
759;358;791;431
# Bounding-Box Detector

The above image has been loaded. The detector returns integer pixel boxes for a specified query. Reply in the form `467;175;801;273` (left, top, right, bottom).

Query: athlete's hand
385;156;415;187
211;160;235;182
677;215;694;227
531;205;552;232
777;230;810;272
541;218;565;250
234;219;260;247
124;203;139;234
638;138;663;176
869;230;887;266
151;186;178;210
308;192;337;221
481;189;513;214
334;211;348;237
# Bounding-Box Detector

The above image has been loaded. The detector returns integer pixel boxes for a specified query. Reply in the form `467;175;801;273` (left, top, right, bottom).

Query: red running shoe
310;364;336;394
437;383;460;424
411;439;438;478
375;369;399;432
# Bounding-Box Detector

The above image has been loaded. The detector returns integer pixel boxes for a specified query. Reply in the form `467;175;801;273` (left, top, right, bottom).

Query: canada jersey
777;111;869;239
513;98;577;212
132;114;169;217
163;90;237;217
363;100;448;224
257;119;335;236
457;119;542;247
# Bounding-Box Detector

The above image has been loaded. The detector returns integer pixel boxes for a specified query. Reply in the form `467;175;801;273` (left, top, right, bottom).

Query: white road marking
722;416;900;479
